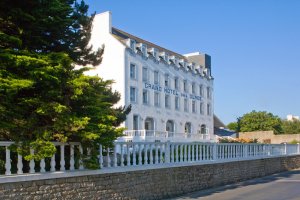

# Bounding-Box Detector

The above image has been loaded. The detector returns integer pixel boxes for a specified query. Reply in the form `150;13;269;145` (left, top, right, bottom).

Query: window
183;80;188;93
130;87;137;102
207;87;211;99
207;103;211;115
165;95;170;109
192;83;195;94
200;102;204;115
200;85;203;96
143;89;149;104
130;63;136;79
192;100;196;113
154;71;159;84
165;74;170;87
130;40;135;50
175;96;180;110
154;92;160;107
184;99;188;112
174;77;179;90
141;44;147;56
133;115;139;130
142;67;148;82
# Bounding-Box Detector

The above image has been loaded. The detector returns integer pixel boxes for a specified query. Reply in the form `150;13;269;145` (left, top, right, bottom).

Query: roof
214;115;226;128
111;27;187;61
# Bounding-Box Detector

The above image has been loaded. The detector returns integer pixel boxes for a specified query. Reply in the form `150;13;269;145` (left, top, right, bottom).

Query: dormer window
126;39;136;50
149;48;158;60
170;55;178;67
136;43;147;57
160;52;169;63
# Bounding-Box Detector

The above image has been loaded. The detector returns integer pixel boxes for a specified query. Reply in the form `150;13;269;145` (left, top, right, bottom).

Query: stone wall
1;155;300;200
239;131;300;143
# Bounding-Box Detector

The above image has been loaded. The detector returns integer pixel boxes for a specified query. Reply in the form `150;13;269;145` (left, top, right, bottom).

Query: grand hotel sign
144;83;202;101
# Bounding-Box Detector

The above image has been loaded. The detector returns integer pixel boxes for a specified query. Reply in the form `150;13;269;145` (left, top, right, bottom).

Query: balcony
118;130;213;142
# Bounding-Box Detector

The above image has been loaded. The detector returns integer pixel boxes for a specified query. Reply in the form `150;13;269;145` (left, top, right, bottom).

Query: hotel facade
88;12;215;142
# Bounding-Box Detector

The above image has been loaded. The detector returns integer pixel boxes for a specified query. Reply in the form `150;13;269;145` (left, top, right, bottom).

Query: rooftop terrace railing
0;141;299;176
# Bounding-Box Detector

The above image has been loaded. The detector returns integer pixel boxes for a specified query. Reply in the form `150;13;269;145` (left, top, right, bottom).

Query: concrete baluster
191;144;195;162
107;147;111;167
78;145;84;170
155;144;159;164
29;148;35;173
17;154;23;174
144;144;149;165
171;144;174;163
180;144;183;162
149;144;153;164
98;145;103;168
60;144;65;171
188;144;191;162
126;144;131;166
40;158;46;173
114;144;118;167
50;153;56;172
132;144;136;166
70;144;75;170
120;144;124;167
213;143;217;161
138;144;143;165
184;144;187;162
165;142;170;164
195;144;199;161
5;147;11;175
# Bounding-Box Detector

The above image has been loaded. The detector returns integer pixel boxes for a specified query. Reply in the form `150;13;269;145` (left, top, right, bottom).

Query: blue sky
85;0;300;124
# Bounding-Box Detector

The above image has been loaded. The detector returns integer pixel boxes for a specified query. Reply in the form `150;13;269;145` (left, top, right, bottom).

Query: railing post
40;158;46;173
50;153;56;172
107;147;111;167
70;144;75;170
213;143;217;161
165;141;170;164
29;148;35;173
298;143;300;154
114;144;118;167
60;144;65;171
5;146;11;175
17;154;23;175
284;143;287;155
243;144;248;159
79;144;84;170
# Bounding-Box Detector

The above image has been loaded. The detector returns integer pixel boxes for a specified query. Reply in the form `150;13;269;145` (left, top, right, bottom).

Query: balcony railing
122;130;211;141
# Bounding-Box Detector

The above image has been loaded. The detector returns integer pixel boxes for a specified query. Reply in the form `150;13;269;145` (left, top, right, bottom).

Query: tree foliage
227;122;239;132
0;0;130;165
281;120;300;134
237;111;283;134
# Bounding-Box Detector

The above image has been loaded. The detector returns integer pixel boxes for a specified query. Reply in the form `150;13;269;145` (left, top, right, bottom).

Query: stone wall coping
0;154;297;184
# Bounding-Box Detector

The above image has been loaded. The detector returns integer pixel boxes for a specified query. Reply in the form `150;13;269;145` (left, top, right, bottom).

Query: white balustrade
1;141;300;176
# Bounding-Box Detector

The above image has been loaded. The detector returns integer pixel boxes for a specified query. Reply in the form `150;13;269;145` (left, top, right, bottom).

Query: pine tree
0;0;130;165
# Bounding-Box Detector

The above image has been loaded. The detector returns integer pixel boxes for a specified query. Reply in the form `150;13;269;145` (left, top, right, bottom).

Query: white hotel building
89;12;215;142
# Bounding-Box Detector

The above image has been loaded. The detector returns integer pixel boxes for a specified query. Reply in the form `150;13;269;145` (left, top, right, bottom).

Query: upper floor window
183;80;188;93
130;87;137;102
207;87;211;99
192;83;196;94
143;89;149;104
165;74;170;87
174;77;179;90
165;94;171;109
200;85;204;96
207;103;211;115
200;102;204;115
184;99;188;112
154;92;160;107
154;71;159;85
192;100;196;113
175;96;180;110
142;67;148;82
130;63;136;79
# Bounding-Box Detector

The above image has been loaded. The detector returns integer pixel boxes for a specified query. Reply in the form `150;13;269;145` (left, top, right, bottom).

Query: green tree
227;122;239;132
238;111;283;134
282;120;300;134
0;0;130;166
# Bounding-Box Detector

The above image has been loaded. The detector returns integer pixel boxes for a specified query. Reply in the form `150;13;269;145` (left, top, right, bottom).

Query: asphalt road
169;170;300;200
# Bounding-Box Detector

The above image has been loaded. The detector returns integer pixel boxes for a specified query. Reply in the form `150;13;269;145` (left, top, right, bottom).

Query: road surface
169;170;300;200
